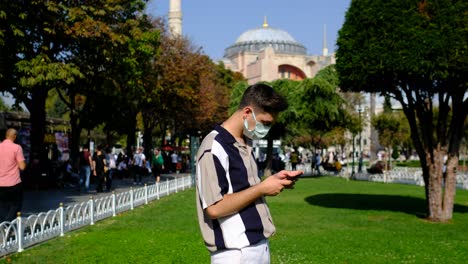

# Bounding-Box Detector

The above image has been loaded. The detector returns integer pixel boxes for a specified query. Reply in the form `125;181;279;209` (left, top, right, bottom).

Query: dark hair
238;83;288;113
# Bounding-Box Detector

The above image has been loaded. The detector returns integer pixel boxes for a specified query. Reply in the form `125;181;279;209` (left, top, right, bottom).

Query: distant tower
322;24;328;56
169;0;182;36
263;16;269;28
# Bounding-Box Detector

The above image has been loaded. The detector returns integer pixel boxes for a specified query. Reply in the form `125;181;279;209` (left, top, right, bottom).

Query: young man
79;144;93;192
195;83;303;263
0;128;27;223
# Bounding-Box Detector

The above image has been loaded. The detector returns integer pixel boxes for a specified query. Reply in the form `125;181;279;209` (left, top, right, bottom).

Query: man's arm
18;160;26;171
92;159;97;175
205;170;302;219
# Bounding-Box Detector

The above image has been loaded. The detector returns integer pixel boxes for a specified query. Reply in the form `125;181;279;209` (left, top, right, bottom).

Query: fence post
175;177;178;193
144;184;148;205
60;203;64;237
156;182;160;200
166;179;169;195
17;212;23;253
90;196;95;225
182;176;185;191
130;187;134;210
112;191;116;217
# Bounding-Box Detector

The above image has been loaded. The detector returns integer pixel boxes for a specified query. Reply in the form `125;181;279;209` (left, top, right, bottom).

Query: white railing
350;167;468;190
0;175;194;257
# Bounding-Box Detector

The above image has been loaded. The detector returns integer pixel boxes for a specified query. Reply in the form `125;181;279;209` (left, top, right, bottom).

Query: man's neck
221;111;245;143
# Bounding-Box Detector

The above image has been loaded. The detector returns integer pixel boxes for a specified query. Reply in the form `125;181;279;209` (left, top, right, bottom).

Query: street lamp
351;135;356;178
356;105;365;172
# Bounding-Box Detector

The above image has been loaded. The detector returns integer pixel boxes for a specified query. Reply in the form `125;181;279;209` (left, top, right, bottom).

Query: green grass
2;177;468;263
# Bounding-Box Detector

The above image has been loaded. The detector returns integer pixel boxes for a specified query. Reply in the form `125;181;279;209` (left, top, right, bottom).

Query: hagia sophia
167;0;376;160
169;0;335;85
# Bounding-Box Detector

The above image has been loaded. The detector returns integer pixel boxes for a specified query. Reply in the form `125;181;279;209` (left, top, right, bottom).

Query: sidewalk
21;172;191;217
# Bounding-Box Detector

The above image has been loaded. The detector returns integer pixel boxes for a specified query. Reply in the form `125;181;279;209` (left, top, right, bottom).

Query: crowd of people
257;148;370;177
61;145;192;193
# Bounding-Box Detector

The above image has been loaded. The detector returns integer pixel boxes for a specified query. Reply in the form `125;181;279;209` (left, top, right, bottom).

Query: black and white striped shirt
196;125;275;253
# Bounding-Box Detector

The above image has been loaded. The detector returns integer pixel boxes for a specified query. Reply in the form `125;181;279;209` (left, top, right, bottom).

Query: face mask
243;110;271;139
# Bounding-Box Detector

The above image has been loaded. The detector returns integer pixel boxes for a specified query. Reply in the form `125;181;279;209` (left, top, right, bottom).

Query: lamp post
356;105;364;172
351;135;356;178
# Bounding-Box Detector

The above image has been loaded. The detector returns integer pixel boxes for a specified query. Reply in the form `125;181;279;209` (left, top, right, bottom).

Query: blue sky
146;0;351;60
1;1;352;107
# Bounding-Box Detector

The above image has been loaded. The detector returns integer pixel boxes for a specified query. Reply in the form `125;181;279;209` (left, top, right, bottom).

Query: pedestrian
151;148;164;183
105;147;116;191
315;153;322;176
290;149;299;170
0;128;27;223
271;152;285;174
195;83;303;263
92;145;107;193
131;147;145;185
64;159;80;188
358;152;364;173
79;144;93;192
170;151;178;173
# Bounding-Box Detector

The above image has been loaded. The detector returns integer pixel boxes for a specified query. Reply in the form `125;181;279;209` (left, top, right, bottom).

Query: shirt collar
214;124;252;148
214;124;236;144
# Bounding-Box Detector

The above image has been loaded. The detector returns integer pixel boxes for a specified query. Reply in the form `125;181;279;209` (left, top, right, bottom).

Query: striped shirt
196;125;275;253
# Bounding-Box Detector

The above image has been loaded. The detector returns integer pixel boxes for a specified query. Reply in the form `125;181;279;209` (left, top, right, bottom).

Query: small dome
224;23;307;58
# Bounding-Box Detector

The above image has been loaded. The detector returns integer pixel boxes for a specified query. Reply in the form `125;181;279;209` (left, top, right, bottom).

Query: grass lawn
2;176;468;263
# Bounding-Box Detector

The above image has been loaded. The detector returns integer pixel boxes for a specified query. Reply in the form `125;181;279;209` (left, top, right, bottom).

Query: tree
0;1;84;180
336;0;467;221
0;96;9;111
372;110;411;170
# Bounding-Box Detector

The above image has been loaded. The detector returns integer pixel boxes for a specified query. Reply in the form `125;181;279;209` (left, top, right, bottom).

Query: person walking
79;144;93;192
315;153;322;176
195;83;303;263
170;151;178;173
131;147;145;185
92;145;107;193
151;148;164;183
0;128;27;223
290;149;299;170
105;147;117;192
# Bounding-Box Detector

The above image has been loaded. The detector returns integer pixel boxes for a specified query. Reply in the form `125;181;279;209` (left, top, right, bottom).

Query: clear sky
146;0;352;60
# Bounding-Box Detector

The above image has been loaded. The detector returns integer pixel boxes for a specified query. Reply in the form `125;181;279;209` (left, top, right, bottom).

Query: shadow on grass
305;193;468;216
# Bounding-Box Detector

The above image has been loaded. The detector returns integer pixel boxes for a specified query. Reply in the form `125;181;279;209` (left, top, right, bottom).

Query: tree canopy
336;0;467;221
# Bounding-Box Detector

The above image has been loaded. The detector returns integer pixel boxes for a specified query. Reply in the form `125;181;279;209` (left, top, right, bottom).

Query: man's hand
260;170;302;195
273;170;303;189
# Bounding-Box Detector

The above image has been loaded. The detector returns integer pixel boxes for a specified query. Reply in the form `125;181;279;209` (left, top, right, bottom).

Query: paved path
21;173;191;217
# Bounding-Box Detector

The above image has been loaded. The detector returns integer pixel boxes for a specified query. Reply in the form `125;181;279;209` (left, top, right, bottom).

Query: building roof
224;20;307;58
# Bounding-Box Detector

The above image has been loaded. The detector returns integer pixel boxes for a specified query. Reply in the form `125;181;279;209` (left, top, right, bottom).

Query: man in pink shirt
0;128;27;223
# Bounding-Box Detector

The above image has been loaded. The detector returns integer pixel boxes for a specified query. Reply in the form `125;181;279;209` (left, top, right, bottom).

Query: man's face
244;107;276;131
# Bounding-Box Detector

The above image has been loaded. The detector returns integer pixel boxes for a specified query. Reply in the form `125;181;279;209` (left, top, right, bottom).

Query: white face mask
243;110;271;139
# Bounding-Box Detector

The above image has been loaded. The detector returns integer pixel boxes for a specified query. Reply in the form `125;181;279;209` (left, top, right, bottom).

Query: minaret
168;0;182;37
322;24;328;56
263;16;269;28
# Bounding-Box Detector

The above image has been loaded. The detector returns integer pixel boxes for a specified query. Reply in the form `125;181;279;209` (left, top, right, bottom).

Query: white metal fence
291;162;468;190
0;175;194;257
351;167;468;190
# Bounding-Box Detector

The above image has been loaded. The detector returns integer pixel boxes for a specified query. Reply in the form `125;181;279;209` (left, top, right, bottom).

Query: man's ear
242;106;252;117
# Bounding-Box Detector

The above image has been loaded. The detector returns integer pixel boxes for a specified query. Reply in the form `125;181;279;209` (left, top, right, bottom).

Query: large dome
224;23;307;58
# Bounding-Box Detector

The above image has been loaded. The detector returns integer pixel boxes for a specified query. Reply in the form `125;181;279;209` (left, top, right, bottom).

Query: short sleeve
197;151;226;210
16;145;25;162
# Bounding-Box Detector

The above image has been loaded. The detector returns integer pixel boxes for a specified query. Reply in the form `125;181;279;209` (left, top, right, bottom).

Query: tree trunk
69;109;82;168
126;118;137;156
28;87;49;187
143;125;153;157
425;147;455;222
